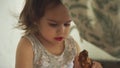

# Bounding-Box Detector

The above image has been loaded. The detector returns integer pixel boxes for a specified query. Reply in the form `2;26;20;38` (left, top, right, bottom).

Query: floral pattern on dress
26;34;77;68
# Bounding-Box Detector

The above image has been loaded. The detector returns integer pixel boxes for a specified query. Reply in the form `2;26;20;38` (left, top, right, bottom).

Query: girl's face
37;4;71;45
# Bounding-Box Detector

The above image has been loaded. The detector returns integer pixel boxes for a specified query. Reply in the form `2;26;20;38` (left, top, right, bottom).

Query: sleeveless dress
25;34;77;68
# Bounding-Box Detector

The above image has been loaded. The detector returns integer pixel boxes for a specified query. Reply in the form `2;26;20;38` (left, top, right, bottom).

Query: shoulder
17;36;33;52
15;36;33;68
66;36;81;54
66;36;76;44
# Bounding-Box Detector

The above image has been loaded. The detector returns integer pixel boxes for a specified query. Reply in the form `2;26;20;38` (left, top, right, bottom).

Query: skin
15;37;33;68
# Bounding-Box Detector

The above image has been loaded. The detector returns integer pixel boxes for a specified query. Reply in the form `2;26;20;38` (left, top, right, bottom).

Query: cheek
43;27;56;35
39;28;55;38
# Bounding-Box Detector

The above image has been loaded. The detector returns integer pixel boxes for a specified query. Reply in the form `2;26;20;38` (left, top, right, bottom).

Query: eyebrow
47;19;72;23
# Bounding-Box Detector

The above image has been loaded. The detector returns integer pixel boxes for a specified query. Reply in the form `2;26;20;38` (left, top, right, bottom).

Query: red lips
54;37;63;41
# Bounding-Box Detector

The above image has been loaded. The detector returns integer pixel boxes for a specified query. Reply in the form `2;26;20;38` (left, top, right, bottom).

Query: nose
57;25;65;35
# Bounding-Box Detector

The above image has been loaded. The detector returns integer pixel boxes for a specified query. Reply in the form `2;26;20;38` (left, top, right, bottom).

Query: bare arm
15;37;33;68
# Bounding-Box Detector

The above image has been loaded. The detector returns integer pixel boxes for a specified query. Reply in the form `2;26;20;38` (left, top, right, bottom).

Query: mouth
54;37;64;41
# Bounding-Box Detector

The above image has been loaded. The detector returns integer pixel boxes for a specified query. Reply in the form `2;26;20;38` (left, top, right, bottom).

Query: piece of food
78;50;93;68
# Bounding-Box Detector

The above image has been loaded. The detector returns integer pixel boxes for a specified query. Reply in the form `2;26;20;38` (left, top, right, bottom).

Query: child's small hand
91;61;103;68
78;50;92;68
78;50;103;68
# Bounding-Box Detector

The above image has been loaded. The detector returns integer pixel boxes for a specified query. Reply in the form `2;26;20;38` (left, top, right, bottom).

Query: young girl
15;0;102;68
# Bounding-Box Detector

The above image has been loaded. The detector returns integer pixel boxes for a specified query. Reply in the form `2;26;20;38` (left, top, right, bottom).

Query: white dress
25;34;77;68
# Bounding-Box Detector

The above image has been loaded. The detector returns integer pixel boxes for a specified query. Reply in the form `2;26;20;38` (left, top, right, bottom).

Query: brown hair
18;0;62;34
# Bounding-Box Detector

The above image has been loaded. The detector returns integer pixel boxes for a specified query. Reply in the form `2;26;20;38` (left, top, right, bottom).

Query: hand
91;61;103;68
78;50;103;68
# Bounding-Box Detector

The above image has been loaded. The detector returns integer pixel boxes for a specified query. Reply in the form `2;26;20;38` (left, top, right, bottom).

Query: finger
92;61;103;68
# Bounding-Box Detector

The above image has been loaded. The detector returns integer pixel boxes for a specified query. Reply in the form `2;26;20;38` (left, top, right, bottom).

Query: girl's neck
34;33;65;56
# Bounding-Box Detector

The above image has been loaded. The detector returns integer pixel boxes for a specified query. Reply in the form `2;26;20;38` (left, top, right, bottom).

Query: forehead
43;4;71;22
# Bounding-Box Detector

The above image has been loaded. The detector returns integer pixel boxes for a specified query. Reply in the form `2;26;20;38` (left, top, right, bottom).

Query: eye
64;23;70;27
49;23;58;27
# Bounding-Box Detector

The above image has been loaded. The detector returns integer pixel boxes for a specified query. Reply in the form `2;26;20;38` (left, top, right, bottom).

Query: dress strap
24;34;42;63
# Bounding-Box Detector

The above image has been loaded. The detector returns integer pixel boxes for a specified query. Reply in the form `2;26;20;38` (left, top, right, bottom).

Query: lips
54;37;63;41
